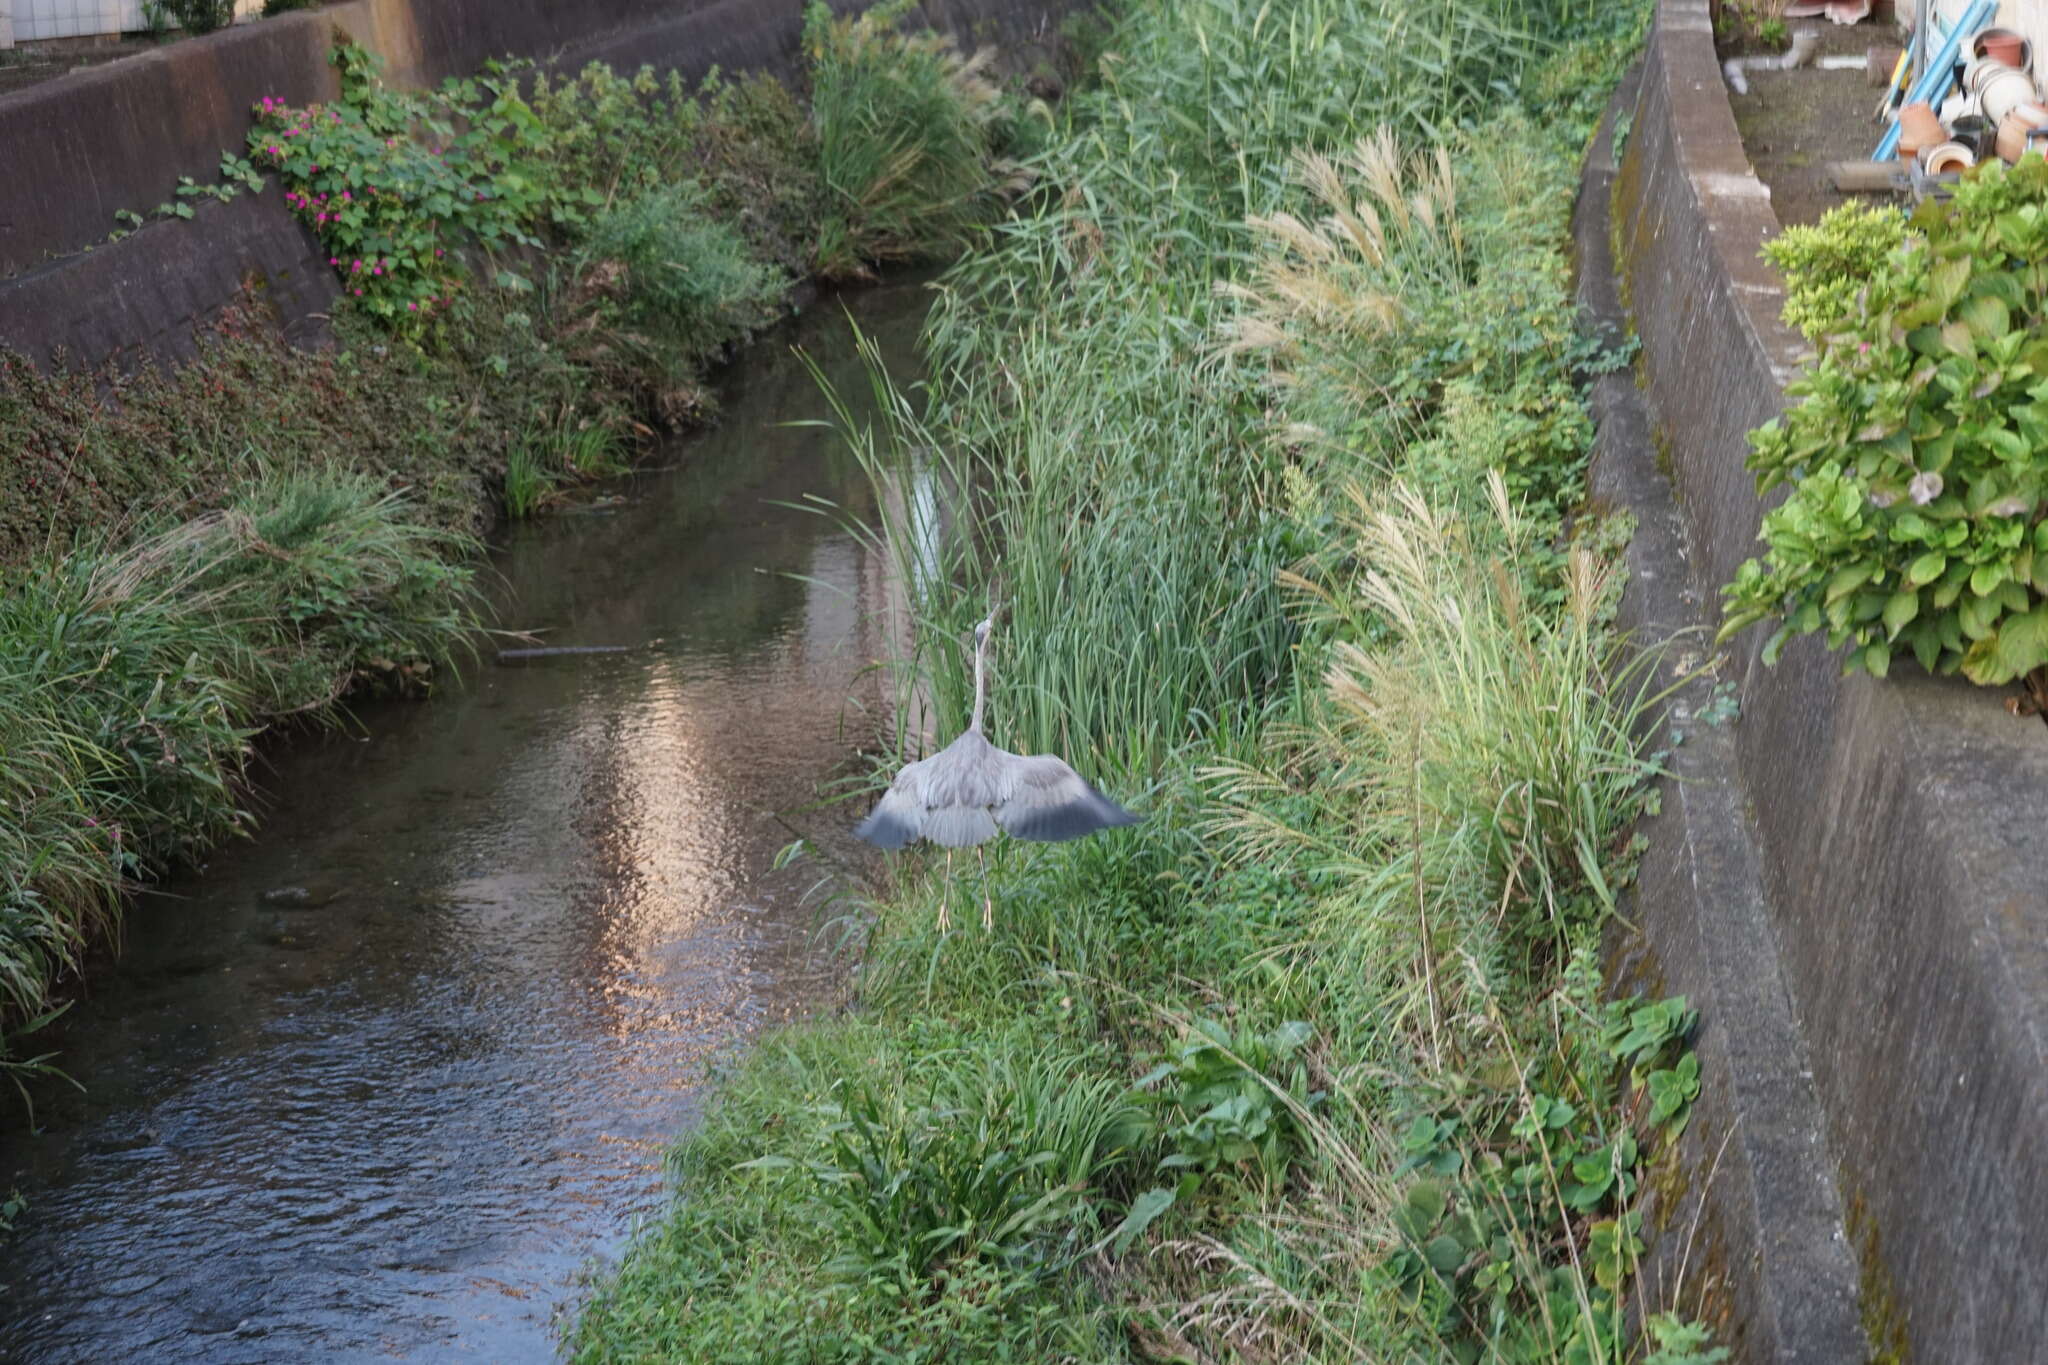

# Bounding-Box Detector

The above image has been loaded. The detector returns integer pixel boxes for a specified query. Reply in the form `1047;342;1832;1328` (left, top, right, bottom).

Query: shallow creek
0;279;934;1362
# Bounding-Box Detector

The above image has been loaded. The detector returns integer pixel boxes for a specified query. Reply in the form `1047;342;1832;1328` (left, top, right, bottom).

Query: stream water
0;279;933;1362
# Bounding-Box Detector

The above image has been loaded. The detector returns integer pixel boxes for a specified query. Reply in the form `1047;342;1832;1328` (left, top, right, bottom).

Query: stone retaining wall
1609;0;2048;1358
0;0;1076;371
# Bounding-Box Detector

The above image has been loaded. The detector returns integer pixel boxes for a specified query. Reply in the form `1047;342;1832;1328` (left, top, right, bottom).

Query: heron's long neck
969;633;989;733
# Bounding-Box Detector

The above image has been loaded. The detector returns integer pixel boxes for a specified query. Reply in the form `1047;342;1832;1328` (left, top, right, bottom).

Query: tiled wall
5;0;264;44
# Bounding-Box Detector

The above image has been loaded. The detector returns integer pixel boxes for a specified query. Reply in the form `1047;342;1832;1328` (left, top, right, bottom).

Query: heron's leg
937;851;954;934
978;845;993;932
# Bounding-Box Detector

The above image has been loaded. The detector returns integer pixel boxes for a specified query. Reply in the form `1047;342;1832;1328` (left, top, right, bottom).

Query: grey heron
854;613;1139;930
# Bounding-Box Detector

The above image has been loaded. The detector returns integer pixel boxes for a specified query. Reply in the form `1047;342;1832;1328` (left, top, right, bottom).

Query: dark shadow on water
0;279;934;1363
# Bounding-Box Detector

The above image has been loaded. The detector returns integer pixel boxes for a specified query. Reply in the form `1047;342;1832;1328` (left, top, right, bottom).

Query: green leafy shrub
1723;158;2048;683
690;71;824;274
803;0;1003;277
526;62;710;205
574;183;785;372
1137;1017;1316;1186
1385;989;1699;1360
1762;202;1908;341
249;45;549;326
165;0;232;34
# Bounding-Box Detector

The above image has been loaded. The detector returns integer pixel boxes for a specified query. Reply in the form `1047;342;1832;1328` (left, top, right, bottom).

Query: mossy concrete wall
0;0;1076;370
1608;0;2048;1358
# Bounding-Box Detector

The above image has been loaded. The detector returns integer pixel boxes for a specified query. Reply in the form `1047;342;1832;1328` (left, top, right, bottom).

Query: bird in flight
854;612;1139;929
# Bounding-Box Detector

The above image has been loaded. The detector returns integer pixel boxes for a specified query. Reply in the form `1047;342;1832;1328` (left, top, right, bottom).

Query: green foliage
573;182;786;372
804;0;1006;277
1644;1312;1734;1364
572;1023;1137;1361
164;0;232;35
747;1045;1146;1279
1762;202;1909;341
576;0;1712;1360
1723;158;2048;683
1383;986;1700;1360
1138;1017;1316;1184
0;472;476;1082
250;44;570;327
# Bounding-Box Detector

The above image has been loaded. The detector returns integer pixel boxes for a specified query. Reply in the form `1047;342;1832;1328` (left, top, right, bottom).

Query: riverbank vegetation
0;5;1048;1096
572;0;1730;1361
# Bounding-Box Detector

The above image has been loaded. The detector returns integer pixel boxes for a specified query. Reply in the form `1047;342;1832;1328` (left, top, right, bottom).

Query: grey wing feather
993;753;1140;842
853;755;935;849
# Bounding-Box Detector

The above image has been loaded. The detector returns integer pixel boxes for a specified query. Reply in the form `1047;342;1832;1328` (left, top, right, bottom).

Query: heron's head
972;615;994;649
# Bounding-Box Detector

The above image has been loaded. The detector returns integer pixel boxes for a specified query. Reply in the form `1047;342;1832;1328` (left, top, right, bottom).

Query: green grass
805;0;1013;279
0;472;477;1098
572;0;1717;1359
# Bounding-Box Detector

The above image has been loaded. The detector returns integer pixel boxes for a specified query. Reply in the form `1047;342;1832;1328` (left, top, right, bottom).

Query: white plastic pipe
1724;28;1822;94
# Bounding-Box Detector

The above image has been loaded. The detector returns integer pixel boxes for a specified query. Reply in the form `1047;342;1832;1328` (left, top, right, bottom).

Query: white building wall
9;0;263;44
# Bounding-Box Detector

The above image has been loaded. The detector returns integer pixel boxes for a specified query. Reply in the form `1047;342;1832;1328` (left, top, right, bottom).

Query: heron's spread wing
993;753;1140;842
853;748;1003;849
853;755;935;850
855;742;1136;849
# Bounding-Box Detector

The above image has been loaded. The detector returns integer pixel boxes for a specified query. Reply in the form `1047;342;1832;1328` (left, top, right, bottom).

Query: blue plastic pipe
1874;0;1998;160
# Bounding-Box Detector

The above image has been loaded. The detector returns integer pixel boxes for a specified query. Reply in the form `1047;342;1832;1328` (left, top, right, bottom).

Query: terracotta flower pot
1997;103;2048;161
1974;27;2031;71
1922;140;1977;174
1897;101;1947;163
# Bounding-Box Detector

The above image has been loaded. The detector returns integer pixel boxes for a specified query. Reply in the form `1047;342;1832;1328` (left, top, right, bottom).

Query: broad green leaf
1883;589;1919;639
1104;1187;1177;1257
1990;605;2048;683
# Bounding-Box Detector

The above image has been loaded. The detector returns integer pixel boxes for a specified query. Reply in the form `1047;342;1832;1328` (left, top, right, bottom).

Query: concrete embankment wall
1606;0;2048;1358
0;0;1075;371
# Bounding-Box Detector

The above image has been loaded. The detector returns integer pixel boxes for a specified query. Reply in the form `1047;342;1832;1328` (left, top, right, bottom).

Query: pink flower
408;302;418;311
352;259;362;271
329;257;340;266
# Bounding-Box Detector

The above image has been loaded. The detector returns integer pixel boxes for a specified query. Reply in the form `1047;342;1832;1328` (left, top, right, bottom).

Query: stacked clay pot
1998;101;2048;162
1897;100;1947;163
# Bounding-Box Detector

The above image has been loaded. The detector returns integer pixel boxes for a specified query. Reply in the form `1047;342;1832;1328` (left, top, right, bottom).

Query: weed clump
0;473;475;1097
575;0;1730;1360
805;0;1009;279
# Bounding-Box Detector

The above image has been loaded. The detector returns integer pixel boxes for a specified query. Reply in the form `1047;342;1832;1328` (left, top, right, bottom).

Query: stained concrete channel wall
1605;0;2048;1358
0;0;1075;371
